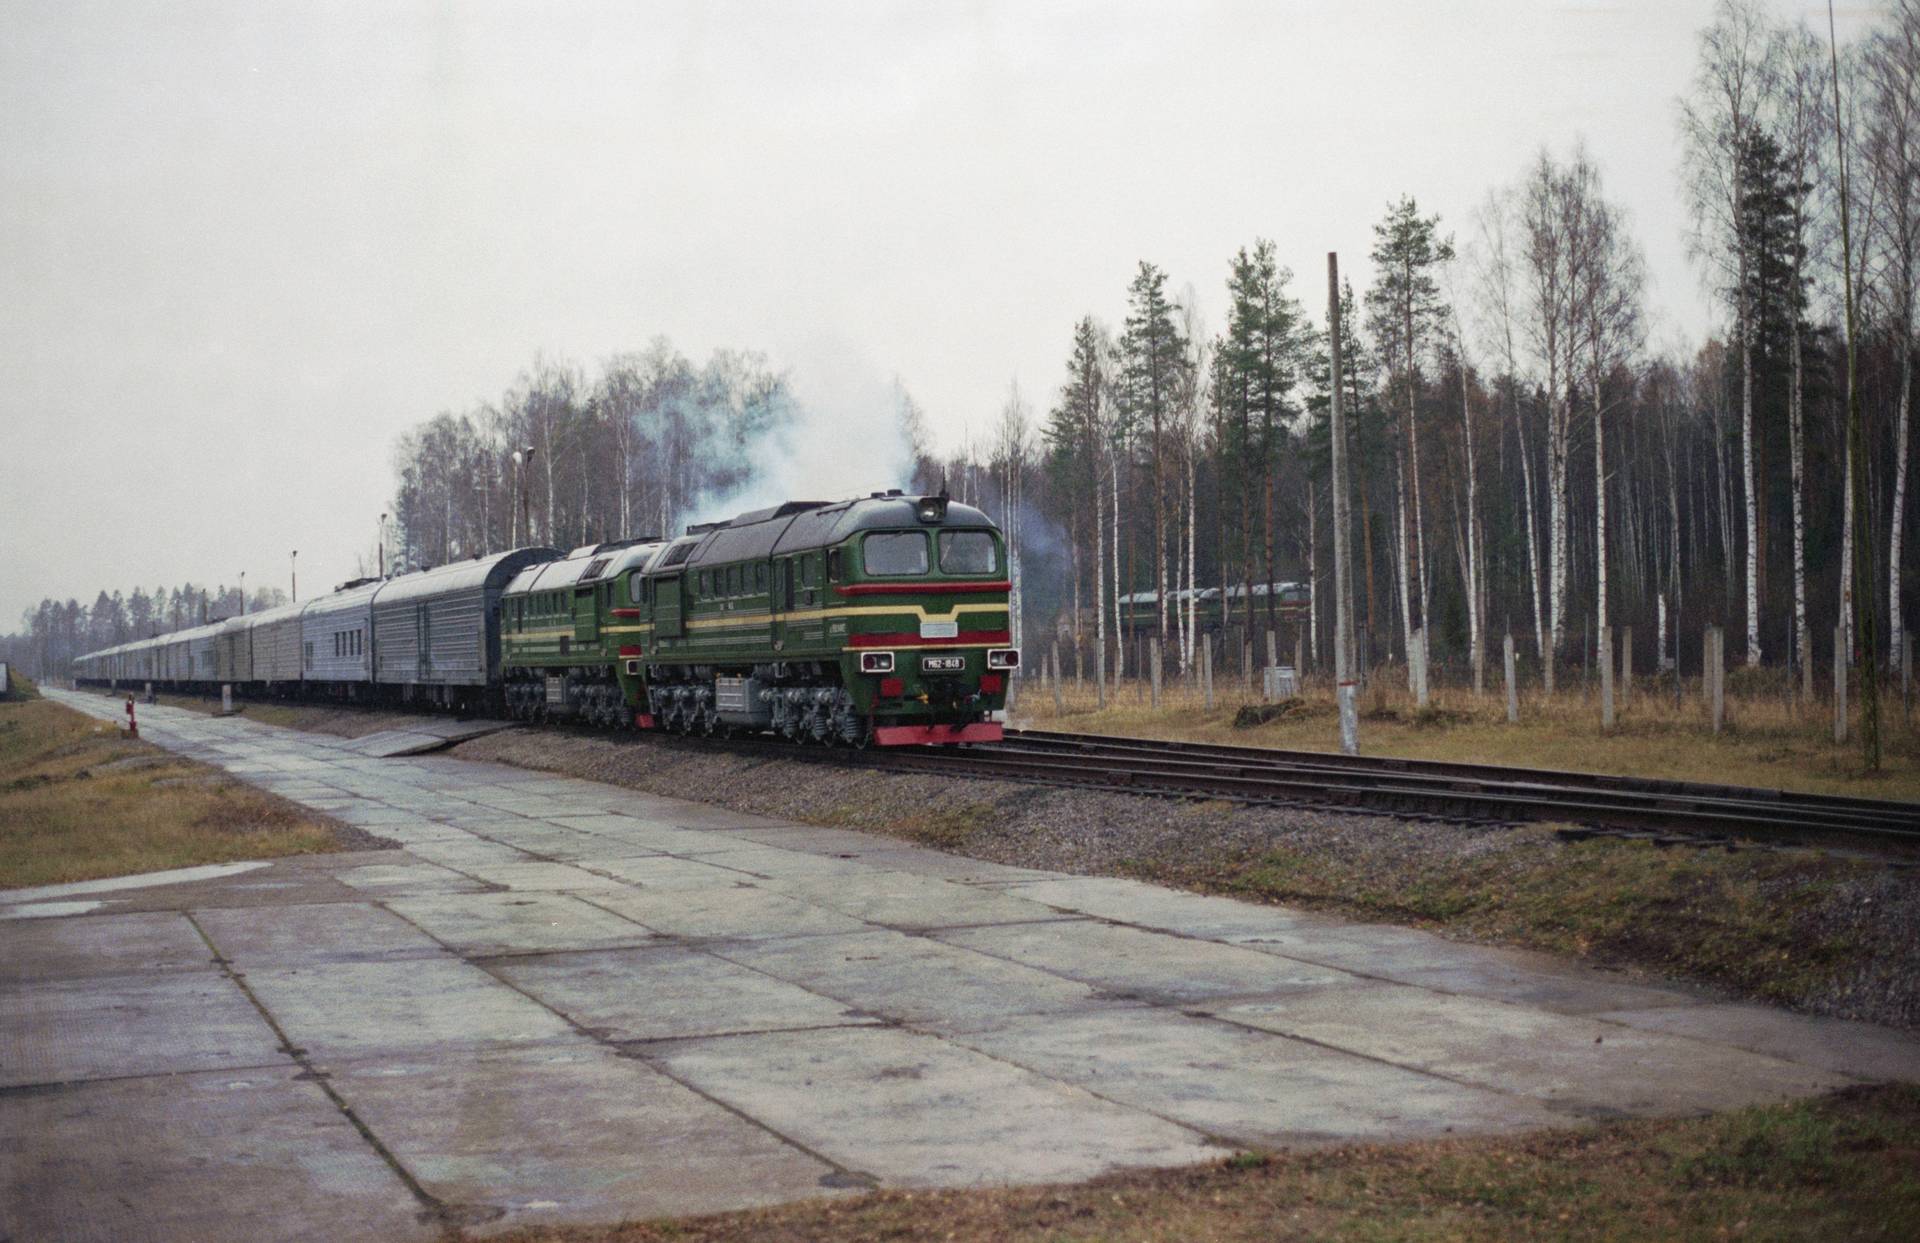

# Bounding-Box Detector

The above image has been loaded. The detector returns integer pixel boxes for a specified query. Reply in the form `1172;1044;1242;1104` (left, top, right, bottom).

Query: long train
72;490;1017;746
1115;582;1311;638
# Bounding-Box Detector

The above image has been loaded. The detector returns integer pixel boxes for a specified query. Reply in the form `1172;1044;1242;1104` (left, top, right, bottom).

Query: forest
12;0;1920;717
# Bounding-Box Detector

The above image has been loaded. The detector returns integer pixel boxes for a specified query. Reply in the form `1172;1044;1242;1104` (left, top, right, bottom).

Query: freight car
72;489;1015;746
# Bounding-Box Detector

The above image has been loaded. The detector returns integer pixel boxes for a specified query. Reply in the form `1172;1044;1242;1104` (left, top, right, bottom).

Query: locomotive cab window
863;531;929;576
629;574;643;604
827;548;843;582
939;530;998;575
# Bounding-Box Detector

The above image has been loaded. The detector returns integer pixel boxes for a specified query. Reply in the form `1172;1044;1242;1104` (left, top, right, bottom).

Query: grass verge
489;1084;1920;1242
1018;674;1920;801
0;695;374;889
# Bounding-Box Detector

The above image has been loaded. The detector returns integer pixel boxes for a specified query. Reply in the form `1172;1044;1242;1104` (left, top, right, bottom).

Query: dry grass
0;696;357;889
1012;665;1920;801
489;1084;1920;1243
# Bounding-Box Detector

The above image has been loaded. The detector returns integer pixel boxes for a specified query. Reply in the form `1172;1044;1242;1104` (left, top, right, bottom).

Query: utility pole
1329;252;1359;756
379;513;388;578
238;571;246;615
291;550;298;603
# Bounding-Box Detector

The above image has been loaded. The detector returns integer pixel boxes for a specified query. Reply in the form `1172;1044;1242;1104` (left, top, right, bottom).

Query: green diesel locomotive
499;490;1016;745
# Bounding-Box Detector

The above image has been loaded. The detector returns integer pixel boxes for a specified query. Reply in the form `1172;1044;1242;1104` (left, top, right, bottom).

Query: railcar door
573;585;598;646
655;575;684;639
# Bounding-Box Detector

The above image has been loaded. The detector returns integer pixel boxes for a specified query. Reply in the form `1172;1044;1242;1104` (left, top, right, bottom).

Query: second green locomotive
499;490;1015;745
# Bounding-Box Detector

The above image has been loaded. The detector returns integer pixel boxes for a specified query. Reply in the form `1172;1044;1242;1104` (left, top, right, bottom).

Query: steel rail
984;729;1920;840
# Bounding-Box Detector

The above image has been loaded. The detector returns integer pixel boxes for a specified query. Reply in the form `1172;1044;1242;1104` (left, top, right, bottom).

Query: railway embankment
450;727;1920;1032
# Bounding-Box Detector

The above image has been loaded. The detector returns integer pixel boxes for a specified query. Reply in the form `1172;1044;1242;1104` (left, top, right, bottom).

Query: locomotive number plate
919;619;959;639
921;655;966;673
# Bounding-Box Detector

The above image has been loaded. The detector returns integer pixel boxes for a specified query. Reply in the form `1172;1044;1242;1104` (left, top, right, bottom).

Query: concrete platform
5;687;1919;1241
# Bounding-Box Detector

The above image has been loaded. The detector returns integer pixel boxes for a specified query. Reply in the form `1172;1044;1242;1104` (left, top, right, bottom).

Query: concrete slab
2;972;284;1087
386;891;655;956
1007;876;1338;939
404;837;537;869
0;1067;433;1243
1210;983;1853;1116
585;884;874;941
1595;1001;1920;1083
712;929;1118;1030
455;861;632;892
572;854;762;890
665;845;883;881
764;871;1076;930
325;1045;839;1235
650;1026;1216;1187
0;910;213;983
333;861;492;896
938;919;1356;1004
492;945;880;1041
951;1007;1569;1145
196;901;447;965
241;957;581;1059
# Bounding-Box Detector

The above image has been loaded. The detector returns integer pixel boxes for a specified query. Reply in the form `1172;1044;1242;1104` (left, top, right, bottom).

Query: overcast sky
0;0;1876;628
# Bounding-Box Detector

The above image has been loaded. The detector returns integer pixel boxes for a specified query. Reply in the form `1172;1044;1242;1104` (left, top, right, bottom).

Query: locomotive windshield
938;530;997;574
863;531;929;575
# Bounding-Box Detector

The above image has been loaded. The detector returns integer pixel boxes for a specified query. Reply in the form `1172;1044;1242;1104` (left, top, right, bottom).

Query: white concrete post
1412;627;1429;709
1504;633;1518;724
1150;638;1162;710
1338;679;1359;755
1050;648;1063;714
221;684;233;716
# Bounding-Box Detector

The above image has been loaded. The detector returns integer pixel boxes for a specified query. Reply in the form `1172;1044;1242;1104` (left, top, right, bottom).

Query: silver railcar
372;547;558;703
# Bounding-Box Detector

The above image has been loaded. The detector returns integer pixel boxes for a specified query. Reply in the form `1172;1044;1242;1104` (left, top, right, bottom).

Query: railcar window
727;566;741;595
754;563;767;592
827;549;843;582
863;531;929;576
939;531;998;574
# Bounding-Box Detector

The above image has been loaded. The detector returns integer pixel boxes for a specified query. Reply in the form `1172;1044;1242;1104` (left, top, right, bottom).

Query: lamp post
291;550;298;603
510;446;536;546
238;571;246;615
379;513;388;578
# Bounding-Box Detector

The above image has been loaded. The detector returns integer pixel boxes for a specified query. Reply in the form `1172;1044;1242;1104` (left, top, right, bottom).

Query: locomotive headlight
859;651;896;674
986;648;1020;670
915;495;949;523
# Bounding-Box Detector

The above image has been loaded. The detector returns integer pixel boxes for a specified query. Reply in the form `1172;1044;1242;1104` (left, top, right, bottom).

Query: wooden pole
1202;639;1215;711
1835;622;1848;744
1711;626;1725;735
1600;627;1615;730
1050;648;1064;714
1620;625;1632;709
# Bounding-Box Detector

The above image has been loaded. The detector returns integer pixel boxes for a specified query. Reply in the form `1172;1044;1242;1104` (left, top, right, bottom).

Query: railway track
767;726;1920;851
105;687;1920;852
